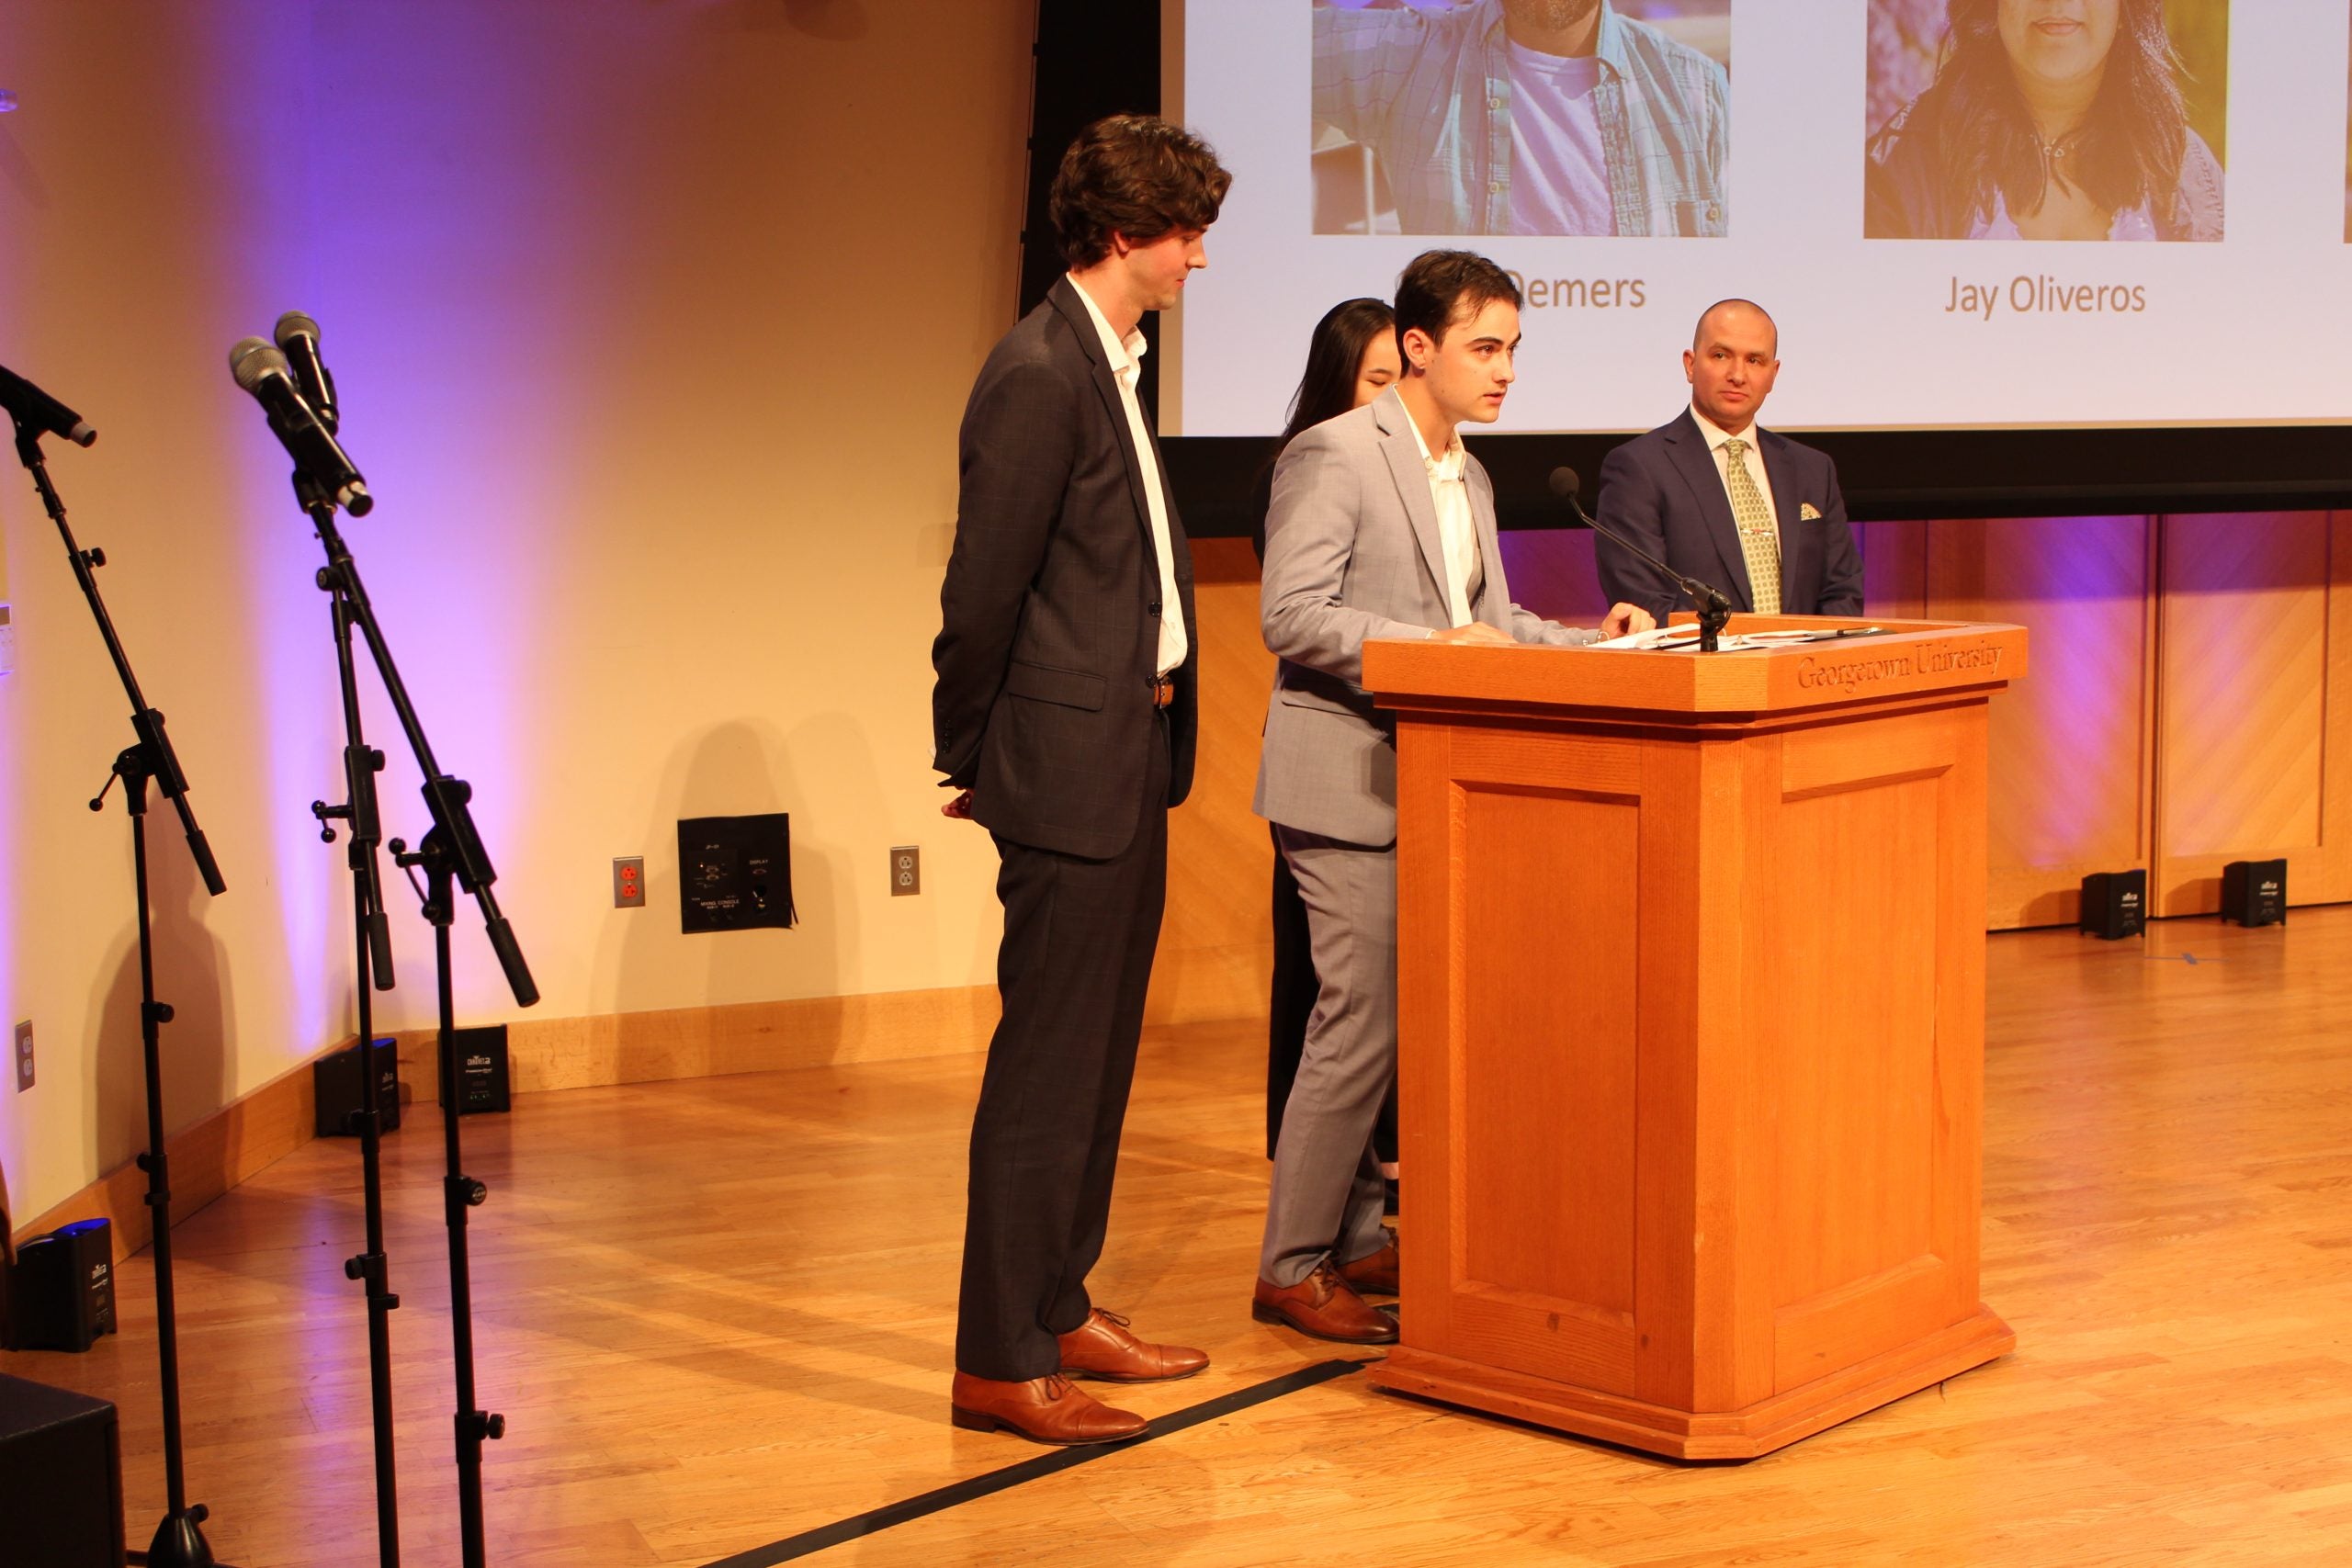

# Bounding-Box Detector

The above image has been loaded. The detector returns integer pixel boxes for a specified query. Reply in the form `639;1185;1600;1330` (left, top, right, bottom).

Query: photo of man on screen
1311;0;1731;238
1864;0;2226;242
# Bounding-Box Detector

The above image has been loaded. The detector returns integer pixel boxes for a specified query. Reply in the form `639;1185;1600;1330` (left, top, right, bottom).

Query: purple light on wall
206;4;591;1032
1498;526;1610;621
1954;515;2150;867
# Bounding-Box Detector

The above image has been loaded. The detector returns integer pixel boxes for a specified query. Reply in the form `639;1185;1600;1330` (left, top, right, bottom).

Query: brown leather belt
1149;676;1176;709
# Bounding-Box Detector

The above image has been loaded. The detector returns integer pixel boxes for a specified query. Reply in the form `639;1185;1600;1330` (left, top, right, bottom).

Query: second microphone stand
305;468;405;1568
390;828;505;1565
297;475;537;1568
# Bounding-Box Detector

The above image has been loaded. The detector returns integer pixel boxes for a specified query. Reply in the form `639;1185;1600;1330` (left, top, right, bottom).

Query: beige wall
0;1;1037;1221
1860;512;2352;928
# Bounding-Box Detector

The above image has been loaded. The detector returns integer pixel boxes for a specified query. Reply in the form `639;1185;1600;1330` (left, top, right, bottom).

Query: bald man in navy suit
1595;299;1862;625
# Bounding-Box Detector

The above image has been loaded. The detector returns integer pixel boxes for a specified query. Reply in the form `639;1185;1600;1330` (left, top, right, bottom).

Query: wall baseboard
385;982;1003;1104
10;983;1007;1257
11;1036;344;1262
10;970;1272;1260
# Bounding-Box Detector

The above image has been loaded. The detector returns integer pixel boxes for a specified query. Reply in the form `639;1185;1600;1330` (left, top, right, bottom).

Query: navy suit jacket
930;278;1199;860
1593;410;1864;625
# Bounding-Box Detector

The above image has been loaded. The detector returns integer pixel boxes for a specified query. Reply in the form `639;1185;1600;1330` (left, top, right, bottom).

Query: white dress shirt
1069;276;1188;677
1689;402;1779;535
1406;414;1483;628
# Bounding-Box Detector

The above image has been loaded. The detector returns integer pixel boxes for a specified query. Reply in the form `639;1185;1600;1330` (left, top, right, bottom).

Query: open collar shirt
1069;275;1188;677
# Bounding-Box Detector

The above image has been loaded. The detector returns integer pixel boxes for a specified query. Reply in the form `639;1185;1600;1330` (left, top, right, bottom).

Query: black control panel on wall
677;813;796;934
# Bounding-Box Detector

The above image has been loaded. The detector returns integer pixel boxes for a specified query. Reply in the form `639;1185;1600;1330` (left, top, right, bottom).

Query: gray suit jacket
1254;389;1597;846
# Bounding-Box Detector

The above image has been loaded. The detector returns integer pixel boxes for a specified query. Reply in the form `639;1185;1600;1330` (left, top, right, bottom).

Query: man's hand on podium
1602;603;1657;640
1431;623;1513;645
1431;604;1655;645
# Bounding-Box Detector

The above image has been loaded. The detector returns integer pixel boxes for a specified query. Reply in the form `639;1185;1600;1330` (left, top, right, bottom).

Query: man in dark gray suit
1251;251;1650;1343
931;116;1228;1445
1595;299;1864;626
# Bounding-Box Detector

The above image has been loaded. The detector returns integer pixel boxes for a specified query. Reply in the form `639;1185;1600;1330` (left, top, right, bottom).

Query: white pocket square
1799;502;1822;521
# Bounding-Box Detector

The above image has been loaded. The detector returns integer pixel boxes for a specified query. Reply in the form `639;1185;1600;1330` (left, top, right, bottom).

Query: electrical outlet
14;1020;32;1091
890;845;921;897
614;856;645;908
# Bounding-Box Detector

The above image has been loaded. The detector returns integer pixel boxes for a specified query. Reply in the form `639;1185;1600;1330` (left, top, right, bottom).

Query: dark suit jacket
1593;409;1864;625
931;277;1200;861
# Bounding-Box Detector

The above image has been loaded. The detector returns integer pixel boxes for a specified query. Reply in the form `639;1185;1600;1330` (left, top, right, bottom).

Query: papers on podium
1592;625;1888;652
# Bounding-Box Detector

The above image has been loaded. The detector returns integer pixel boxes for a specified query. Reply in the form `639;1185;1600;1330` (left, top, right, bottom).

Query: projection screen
1169;1;2352;448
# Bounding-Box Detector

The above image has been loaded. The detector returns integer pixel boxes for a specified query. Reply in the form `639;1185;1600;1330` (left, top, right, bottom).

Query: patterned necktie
1719;437;1781;615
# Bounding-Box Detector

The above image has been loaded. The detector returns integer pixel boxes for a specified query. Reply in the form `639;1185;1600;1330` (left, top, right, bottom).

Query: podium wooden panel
1361;616;2023;1459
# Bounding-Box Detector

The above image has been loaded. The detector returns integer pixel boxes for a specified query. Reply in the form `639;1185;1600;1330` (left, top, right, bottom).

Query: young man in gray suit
1594;299;1864;626
1251;251;1651;1342
932;116;1228;1443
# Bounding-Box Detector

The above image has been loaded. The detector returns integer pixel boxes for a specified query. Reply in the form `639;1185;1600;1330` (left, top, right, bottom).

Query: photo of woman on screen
1864;0;2225;242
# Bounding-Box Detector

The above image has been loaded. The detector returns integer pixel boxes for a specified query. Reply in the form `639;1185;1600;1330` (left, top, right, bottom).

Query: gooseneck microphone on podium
1548;466;1735;652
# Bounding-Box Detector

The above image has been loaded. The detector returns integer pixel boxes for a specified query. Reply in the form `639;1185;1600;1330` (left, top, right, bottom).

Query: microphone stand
291;471;537;1568
1558;483;1735;652
14;417;228;1568
302;471;406;1568
389;829;504;1568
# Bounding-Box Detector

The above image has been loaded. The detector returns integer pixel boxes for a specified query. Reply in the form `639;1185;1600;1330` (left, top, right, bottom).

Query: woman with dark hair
1250;299;1404;557
1251;298;1401;1201
1866;0;2222;241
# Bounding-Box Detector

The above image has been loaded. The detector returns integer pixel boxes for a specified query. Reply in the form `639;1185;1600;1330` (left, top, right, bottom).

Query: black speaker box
451;1024;511;1115
316;1035;401;1136
0;1372;125;1567
5;1218;116;1353
2221;859;2287;927
2079;870;2145;941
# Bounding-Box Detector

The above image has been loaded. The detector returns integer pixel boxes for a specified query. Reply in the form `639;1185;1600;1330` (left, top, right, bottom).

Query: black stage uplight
2220;859;2287;928
2078;870;2146;942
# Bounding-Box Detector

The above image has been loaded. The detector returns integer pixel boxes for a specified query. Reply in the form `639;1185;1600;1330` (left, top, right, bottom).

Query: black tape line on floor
700;1358;1373;1567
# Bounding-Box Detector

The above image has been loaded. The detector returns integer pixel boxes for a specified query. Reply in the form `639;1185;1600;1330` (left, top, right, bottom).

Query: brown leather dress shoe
1057;1309;1210;1382
1337;1230;1398;1296
1252;1262;1398;1344
949;1371;1148;1445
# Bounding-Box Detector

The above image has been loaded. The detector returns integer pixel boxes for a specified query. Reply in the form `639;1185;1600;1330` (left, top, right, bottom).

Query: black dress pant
956;721;1170;1382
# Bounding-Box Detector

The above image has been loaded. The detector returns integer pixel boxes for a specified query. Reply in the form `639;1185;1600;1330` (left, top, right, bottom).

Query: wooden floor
8;910;2352;1566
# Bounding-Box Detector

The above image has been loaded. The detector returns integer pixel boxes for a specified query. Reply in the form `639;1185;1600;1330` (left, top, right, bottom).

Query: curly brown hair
1049;115;1232;270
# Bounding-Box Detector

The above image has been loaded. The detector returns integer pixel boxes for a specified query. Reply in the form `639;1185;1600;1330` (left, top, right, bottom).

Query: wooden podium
1360;616;2023;1460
